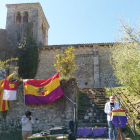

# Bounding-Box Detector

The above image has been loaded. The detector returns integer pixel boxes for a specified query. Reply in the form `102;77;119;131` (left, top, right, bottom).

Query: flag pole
23;81;25;105
63;94;77;139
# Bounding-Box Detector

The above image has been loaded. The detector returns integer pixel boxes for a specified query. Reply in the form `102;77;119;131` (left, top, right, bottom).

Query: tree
0;58;18;70
54;46;78;79
0;58;18;78
110;19;140;95
16;24;39;79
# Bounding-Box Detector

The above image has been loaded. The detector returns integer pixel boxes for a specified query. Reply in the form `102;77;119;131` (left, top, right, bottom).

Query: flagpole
23;80;25;105
63;94;77;139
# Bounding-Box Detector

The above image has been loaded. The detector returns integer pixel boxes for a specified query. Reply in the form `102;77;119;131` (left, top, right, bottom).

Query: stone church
0;3;116;88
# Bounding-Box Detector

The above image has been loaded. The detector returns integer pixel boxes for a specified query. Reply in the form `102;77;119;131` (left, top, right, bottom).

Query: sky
0;0;140;45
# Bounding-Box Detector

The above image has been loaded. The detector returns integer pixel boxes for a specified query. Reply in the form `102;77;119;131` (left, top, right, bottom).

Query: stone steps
78;119;107;123
78;123;108;127
78;88;109;130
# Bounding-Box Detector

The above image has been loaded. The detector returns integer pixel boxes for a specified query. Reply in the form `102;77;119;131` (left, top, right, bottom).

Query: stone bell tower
6;3;50;47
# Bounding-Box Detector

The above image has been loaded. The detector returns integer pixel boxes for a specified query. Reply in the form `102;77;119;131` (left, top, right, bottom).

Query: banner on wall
23;72;64;105
3;79;17;100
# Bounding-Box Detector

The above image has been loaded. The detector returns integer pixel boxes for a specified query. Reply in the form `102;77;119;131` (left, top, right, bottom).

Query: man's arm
116;102;121;109
21;116;28;125
30;116;35;124
104;103;111;115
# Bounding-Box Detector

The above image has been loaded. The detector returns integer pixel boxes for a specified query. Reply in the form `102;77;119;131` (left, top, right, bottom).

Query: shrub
54;46;78;79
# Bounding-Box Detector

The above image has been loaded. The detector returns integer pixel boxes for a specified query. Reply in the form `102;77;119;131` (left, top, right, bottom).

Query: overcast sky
0;0;140;45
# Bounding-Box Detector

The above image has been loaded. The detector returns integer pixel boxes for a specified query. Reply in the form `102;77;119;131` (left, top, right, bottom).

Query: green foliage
134;112;139;119
105;88;112;96
0;58;18;70
106;92;111;96
16;24;39;79
116;92;121;94
128;108;133;112
125;99;130;103
54;46;78;78
110;19;140;96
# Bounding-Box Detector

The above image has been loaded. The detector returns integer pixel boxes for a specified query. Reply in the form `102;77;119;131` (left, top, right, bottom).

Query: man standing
104;95;120;140
21;111;35;140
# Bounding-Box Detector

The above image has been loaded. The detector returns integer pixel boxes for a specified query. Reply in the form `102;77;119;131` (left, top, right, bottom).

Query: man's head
25;111;31;118
109;95;115;103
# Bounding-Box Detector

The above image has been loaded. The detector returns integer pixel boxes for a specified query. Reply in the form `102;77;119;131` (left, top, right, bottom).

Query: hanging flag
6;73;15;81
3;79;17;100
0;80;9;111
23;72;64;105
111;110;127;127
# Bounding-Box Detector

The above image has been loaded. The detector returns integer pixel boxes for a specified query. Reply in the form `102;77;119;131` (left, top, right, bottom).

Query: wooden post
116;127;125;140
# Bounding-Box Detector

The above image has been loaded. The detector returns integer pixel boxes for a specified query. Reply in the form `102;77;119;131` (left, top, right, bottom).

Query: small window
16;11;21;23
23;11;28;22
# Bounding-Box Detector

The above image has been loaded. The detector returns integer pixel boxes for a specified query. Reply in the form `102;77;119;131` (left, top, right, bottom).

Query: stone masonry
36;44;118;88
6;3;49;47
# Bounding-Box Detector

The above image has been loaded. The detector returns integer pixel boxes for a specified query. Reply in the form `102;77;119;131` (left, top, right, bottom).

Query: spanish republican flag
23;73;64;105
0;80;9;111
111;110;127;127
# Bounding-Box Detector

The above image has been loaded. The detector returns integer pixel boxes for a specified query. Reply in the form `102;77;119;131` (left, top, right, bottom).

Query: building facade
0;3;117;88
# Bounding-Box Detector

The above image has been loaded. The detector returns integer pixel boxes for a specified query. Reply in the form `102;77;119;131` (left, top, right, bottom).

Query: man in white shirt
104;95;120;140
21;111;35;140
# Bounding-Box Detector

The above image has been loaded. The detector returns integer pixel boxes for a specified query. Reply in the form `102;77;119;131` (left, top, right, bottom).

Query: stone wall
37;10;48;45
6;3;49;47
74;47;94;88
0;79;77;132
6;4;38;47
35;48;61;79
36;46;95;89
98;45;118;87
0;29;8;61
36;44;118;88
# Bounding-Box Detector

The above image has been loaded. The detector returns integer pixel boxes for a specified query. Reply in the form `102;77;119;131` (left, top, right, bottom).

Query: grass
134;113;139;119
125;99;130;103
106;92;111;96
0;130;43;140
128;108;133;112
116;91;121;94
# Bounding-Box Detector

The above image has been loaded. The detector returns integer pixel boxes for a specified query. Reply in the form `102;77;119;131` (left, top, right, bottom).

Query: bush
54;46;78;79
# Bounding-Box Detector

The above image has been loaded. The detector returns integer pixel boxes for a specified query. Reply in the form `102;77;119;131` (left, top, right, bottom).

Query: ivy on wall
16;24;39;79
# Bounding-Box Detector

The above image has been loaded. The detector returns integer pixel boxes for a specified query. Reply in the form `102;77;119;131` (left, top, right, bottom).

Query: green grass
125;99;130;103
0;130;43;140
106;92;111;96
128;108;133;112
116;91;121;94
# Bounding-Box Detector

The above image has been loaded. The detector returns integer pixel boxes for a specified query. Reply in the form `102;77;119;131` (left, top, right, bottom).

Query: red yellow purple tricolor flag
23;72;64;105
0;79;9;111
111;110;127;127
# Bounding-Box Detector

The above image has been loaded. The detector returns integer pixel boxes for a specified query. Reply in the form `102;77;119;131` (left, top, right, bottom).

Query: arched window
16;11;21;23
23;11;28;22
